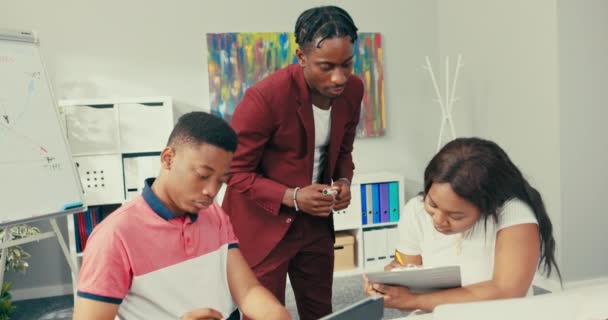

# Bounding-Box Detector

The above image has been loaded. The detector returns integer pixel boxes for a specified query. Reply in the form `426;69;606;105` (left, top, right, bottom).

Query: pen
395;250;405;266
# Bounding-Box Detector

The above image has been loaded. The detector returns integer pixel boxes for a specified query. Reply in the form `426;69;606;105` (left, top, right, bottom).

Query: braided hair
294;5;358;49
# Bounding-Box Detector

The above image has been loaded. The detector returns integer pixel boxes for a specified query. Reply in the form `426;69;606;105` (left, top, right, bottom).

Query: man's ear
160;147;174;170
296;48;306;67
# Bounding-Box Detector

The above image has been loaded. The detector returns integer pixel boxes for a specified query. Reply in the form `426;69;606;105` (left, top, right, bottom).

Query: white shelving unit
333;171;406;276
57;96;173;291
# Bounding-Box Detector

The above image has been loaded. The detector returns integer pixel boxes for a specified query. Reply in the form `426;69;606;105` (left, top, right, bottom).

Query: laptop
319;295;384;320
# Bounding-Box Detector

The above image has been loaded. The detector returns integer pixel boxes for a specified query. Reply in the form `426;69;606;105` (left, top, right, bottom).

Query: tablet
319;295;384;320
366;265;461;292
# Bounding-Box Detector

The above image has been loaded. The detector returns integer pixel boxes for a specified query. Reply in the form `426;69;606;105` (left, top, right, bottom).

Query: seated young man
73;112;290;320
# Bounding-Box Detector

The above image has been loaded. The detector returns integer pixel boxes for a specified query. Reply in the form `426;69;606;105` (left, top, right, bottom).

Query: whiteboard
0;30;85;227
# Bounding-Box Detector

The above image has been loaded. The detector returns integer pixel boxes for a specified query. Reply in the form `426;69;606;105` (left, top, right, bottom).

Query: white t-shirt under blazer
312;104;331;183
396;195;538;293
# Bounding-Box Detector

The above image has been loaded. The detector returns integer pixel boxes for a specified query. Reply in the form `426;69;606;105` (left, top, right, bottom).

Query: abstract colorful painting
206;32;385;137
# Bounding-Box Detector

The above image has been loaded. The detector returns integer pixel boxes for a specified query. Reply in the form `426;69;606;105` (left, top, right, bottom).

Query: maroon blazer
222;64;363;267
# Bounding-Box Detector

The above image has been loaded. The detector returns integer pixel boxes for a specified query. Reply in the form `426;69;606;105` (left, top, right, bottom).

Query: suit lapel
297;104;315;159
326;98;347;182
293;65;315;183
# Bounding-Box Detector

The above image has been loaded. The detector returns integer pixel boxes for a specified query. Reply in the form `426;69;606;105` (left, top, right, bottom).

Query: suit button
286;218;292;223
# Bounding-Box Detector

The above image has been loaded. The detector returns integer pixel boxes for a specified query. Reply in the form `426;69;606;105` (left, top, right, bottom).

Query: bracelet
293;187;301;212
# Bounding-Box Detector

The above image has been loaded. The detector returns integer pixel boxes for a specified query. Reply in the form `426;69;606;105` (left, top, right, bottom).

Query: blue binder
379;183;390;223
84;208;93;237
389;182;400;222
372;184;381;224
361;184;367;225
73;213;81;253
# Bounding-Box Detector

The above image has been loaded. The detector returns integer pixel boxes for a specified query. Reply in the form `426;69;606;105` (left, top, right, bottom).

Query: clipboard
366;265;462;292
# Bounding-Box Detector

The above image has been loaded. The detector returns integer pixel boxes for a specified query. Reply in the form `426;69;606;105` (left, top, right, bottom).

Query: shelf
352;171;403;185
362;222;398;229
334;225;361;232
59;96;172;107
333;266;392;277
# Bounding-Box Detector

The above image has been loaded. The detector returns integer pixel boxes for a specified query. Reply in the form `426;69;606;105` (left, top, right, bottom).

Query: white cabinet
59;96;173;204
333;172;407;276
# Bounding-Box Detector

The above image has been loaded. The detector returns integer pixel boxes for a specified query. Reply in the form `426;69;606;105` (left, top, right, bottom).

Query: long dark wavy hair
423;137;561;280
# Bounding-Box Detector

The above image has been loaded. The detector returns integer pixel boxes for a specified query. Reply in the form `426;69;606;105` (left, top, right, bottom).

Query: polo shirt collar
142;178;198;222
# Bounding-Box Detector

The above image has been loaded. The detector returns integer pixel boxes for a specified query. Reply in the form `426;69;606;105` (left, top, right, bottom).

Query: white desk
391;283;608;320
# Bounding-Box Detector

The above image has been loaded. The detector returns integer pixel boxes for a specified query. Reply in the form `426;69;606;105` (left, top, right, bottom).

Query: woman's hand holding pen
385;250;408;271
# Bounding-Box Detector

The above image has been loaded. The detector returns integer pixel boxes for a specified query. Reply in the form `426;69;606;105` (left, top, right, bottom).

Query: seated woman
364;137;561;312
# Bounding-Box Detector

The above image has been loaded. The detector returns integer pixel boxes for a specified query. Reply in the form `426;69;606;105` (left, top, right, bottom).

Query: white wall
437;0;608;285
557;0;608;282
5;0;606;297
0;0;440;295
436;0;563;274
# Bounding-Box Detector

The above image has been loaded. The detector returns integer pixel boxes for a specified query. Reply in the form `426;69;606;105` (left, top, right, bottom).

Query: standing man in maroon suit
222;6;362;320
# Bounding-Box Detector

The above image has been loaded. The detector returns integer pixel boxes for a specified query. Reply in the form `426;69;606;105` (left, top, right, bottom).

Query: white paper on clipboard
366;265;461;292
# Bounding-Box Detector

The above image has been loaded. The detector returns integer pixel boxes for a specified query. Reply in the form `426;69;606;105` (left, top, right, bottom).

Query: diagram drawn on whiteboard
0;70;62;172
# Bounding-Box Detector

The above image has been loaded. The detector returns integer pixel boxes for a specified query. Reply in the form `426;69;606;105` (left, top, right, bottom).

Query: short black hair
294;5;358;48
167;111;237;152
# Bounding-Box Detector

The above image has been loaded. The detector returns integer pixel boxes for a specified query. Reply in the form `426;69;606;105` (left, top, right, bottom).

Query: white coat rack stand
424;54;463;151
